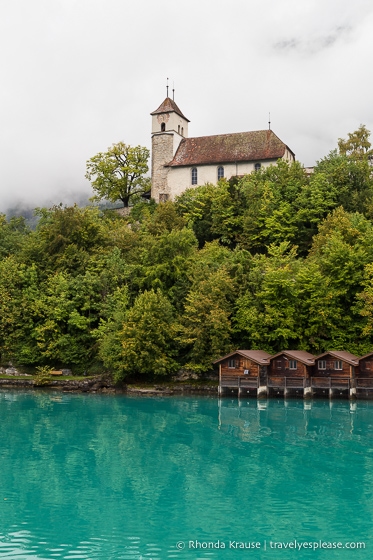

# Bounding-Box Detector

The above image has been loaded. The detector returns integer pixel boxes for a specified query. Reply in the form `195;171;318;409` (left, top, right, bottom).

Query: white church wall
166;160;279;199
166;167;192;199
173;133;184;156
284;147;295;162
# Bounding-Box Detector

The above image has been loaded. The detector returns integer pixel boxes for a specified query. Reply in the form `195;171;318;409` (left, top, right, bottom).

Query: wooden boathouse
355;351;373;398
267;350;315;398
215;349;373;399
312;351;358;398
215;350;271;398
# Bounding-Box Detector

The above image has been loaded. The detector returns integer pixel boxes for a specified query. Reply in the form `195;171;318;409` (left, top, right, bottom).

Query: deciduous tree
117;289;178;378
338;124;373;161
86;142;150;207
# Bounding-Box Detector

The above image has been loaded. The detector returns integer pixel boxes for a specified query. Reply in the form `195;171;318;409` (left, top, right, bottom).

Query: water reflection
0;392;372;559
218;398;373;442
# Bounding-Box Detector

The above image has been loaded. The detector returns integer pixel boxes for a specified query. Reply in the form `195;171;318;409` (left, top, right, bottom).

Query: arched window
217;166;224;180
161;122;166;132
178;125;180;134
191;167;198;185
181;127;184;136
254;162;261;171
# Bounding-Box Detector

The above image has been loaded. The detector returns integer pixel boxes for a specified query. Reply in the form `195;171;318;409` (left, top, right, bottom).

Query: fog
1;0;372;212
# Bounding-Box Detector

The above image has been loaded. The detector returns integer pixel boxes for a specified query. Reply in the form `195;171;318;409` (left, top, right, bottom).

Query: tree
234;243;301;352
179;242;236;372
86;142;150;208
22;204;109;276
338;124;373;161
0;214;29;258
116;289;179;378
94;286;130;379
33;271;102;369
180;269;234;372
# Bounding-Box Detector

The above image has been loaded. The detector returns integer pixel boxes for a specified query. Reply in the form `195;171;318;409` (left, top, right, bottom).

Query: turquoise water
0;393;372;559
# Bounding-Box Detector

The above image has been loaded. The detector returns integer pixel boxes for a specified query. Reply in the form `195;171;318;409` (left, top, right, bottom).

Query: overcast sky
1;0;372;211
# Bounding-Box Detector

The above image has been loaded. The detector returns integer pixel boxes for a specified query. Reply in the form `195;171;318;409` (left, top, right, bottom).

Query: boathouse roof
358;351;373;361
315;351;359;366
270;350;316;365
214;349;271;365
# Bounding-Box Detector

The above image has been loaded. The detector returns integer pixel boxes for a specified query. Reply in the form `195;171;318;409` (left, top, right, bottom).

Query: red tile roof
214;349;271;365
151;97;190;121
167;130;293;167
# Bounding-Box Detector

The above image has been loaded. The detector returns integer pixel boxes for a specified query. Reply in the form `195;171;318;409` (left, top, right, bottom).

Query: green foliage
176;181;245;247
233;238;362;354
116;289;179;379
33;366;53;386
0;214;29;258
312;151;373;217
354;263;373;350
94;286;130;379
338;124;373;161
0;257;41;365
86;142;150;207
3;124;373;375
180;266;234;372
235;243;301;351
22;204;109;276
32;271;101;368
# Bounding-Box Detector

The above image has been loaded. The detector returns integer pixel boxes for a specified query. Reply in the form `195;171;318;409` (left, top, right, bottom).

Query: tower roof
167;130;293;167
151;97;190;122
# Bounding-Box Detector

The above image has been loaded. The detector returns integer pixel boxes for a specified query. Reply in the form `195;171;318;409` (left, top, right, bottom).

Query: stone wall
151;133;174;202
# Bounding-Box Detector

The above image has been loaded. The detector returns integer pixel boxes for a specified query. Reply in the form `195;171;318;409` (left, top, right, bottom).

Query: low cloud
0;0;373;212
273;25;352;56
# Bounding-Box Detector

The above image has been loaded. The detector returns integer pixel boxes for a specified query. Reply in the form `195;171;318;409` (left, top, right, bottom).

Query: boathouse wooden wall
357;357;373;377
220;356;261;378
355;355;373;390
269;356;310;378
314;355;353;378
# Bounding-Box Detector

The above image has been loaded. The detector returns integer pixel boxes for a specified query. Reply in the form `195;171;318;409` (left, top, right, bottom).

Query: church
150;96;295;203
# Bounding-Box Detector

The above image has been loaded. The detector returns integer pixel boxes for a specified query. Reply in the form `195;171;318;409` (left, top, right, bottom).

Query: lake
0;391;372;559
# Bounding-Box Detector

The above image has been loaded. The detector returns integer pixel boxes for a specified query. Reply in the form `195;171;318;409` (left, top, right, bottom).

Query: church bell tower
150;95;189;202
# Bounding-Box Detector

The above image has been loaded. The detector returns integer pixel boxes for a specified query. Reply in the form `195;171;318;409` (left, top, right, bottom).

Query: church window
161;122;166;132
191;168;198;185
254;163;261;171
181;127;184;136
217;166;224;180
178;125;180;134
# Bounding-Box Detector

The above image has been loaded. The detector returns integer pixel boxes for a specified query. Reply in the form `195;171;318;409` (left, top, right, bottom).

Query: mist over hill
4;192;93;227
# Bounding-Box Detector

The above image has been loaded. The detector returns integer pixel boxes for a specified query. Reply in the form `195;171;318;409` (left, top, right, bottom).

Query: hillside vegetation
2;127;373;379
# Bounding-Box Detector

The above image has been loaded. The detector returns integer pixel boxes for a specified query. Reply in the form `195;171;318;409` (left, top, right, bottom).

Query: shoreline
0;375;219;396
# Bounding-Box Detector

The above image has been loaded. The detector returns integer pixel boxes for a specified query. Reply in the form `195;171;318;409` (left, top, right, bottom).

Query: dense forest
1;127;373;379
